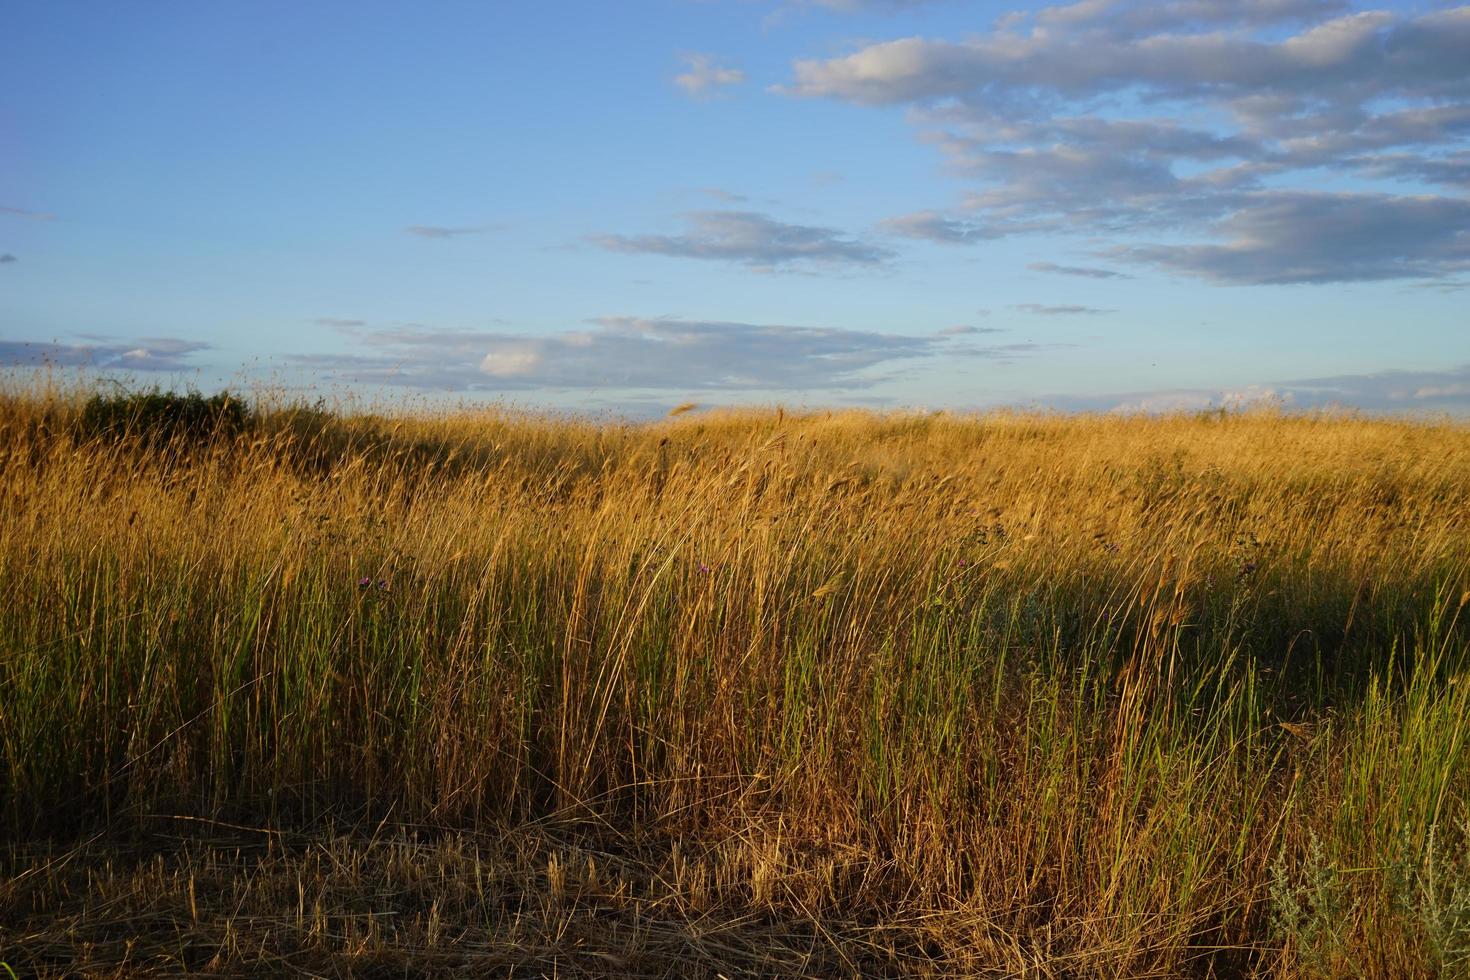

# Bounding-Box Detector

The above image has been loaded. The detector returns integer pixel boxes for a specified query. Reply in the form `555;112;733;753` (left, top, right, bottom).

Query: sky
2;0;1468;415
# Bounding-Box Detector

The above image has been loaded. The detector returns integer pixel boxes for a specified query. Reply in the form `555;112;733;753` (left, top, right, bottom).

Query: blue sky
2;0;1468;414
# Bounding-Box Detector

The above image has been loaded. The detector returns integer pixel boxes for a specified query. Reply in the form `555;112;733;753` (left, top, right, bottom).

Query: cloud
1037;364;1470;414
1013;303;1115;315
783;9;1468;105
939;131;1238;235
0;254;15;264
405;225;491;239
1040;386;1281;414
701;187;749;203
674;54;746;98
810;0;935;8
783;0;942;12
937;324;1004;336
1028;261;1130;279
1037;0;1350;34
879;210;1002;244
313;317;367;328
1275;364;1470;409
1352;151;1470;190
779;2;1470;284
592;211;892;270
0;205;55;222
0;336;210;372
1114;192;1470;284
287;316;1049;393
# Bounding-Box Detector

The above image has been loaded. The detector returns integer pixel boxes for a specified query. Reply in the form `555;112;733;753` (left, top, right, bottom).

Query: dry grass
1;383;1468;977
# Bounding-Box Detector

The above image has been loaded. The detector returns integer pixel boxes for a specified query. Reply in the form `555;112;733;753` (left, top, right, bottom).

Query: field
1;387;1468;977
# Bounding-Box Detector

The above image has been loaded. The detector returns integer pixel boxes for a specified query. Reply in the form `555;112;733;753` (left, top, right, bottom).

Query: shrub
77;385;252;448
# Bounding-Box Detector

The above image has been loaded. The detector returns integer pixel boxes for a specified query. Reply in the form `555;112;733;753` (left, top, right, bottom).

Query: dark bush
78;386;253;448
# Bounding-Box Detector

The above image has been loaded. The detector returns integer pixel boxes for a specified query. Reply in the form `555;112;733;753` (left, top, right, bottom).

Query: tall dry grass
1;384;1467;976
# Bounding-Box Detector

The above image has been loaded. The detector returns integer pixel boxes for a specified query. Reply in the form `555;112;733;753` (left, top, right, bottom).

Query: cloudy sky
2;0;1467;414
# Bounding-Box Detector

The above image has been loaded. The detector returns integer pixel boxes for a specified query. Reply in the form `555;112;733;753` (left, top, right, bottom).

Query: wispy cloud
1034;0;1351;34
0;336;210;372
936;324;1005;336
0;205;55;222
1275;364;1470;410
0;254;15;264
879;210;1002;244
1037;364;1470;415
701;187;749;203
674;54;746;98
313;317;367;328
289;315;1048;393
1113;192;1470;284
791;0;943;11
1029;262;1131;280
404;225;493;239
592;211;892;271
1014;303;1115;315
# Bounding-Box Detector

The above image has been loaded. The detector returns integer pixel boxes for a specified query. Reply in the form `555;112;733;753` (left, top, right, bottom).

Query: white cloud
674;54;746;98
479;348;541;378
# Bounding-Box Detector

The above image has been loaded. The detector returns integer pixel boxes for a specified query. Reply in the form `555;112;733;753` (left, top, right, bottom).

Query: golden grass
1;387;1468;977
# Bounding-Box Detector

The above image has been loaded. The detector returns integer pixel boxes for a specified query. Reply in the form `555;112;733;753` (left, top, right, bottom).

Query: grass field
1;385;1468;977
